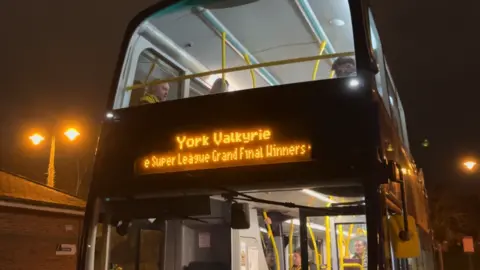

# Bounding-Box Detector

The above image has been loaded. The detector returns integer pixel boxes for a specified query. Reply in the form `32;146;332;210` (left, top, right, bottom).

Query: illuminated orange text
175;129;272;150
139;128;310;173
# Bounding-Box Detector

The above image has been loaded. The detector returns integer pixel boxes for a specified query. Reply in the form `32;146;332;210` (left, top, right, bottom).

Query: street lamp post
47;135;56;187
29;128;80;188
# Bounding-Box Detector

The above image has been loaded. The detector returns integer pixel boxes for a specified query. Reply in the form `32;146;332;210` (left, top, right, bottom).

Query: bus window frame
298;207;367;270
107;0;378;110
385;61;411;153
368;9;390;114
333;221;369;268
384;61;408;151
113;33;190;109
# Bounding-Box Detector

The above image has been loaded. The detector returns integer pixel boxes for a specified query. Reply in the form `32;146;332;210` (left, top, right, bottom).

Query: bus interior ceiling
122;0;355;107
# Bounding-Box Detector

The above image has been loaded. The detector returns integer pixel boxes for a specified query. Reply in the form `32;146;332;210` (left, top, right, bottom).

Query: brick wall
0;206;83;270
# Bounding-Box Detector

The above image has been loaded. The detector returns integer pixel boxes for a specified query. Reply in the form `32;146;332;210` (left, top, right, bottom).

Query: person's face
266;252;274;266
151;83;170;101
336;62;356;77
293;252;301;266
354;240;365;255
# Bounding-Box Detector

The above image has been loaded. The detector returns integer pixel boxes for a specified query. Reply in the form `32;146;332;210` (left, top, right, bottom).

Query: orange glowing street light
64;128;80;141
28;127;81;188
463;161;477;171
29;133;45;145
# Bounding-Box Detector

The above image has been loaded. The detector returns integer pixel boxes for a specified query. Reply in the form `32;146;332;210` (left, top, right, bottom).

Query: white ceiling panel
211;0;316;60
149;12;270;90
309;0;355;52
144;0;355;92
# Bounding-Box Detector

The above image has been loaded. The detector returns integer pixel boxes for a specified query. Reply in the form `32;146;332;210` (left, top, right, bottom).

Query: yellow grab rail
144;57;158;85
307;217;321;270
343;263;363;269
325;202;332;270
263;212;281;270
329;70;335;79
345;224;354;257
126;51;354;90
338;224;345;270
288;220;294;270
244;53;256;88
221;32;227;85
311;41;327;81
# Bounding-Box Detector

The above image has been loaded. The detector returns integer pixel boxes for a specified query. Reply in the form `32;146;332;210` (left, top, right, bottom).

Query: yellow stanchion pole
144;57;158;85
345;224;354;257
263;212;281;270
329;70;335;79
307;218;321;270
244;53;256;88
338;225;344;270
312;41;327;81
325;202;332;270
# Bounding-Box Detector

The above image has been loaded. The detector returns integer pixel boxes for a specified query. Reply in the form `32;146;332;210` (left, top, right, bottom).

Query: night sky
0;0;479;195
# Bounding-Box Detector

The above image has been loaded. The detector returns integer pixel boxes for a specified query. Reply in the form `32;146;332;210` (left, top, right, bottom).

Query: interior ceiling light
302;189;336;204
329;19;345;26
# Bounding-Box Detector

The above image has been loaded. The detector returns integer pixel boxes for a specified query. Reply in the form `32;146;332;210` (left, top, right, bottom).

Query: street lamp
29;128;80;188
463;160;477;171
29;133;45;145
64;128;80;141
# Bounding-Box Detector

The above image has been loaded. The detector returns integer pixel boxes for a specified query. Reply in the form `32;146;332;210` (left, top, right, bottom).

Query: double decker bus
78;0;439;269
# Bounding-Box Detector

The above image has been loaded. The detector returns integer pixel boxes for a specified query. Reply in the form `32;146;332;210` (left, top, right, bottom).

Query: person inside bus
331;56;356;78
210;78;229;94
139;81;170;105
350;239;368;268
291;249;316;270
265;250;275;270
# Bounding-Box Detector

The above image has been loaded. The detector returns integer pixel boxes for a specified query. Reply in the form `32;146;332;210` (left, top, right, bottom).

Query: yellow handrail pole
222;32;227;85
329;70;335;79
345;224;354;257
343;263;362;269
307;218;321;270
338;224;344;270
244;53;256;88
325;202;332;270
263;212;281;270
126;51;355;90
144;57;158;85
311;41;327;81
289;220;294;269
355;227;367;237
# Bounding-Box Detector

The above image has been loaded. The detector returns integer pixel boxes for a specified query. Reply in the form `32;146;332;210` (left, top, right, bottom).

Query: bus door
95;217;165;270
299;209;368;270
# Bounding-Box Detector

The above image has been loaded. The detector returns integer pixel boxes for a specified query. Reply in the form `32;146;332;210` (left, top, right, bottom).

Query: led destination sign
138;128;311;174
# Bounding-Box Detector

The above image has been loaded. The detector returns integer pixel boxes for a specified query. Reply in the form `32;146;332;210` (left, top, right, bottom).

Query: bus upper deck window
114;0;357;109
